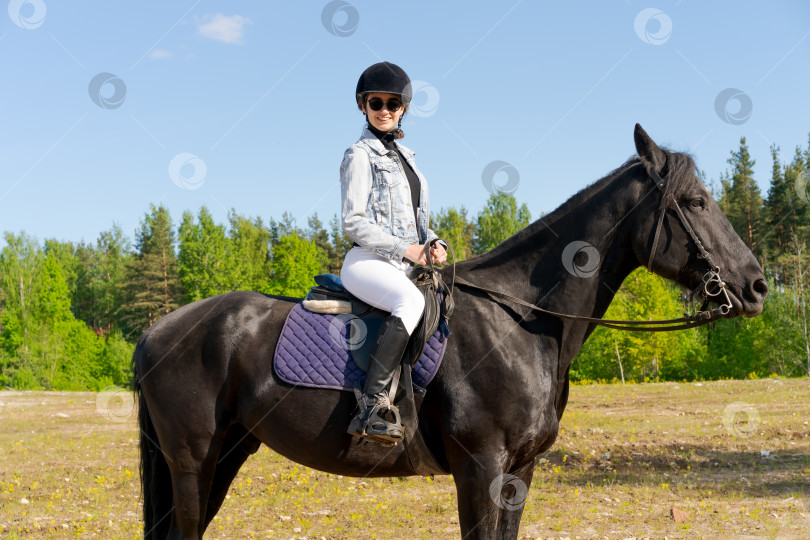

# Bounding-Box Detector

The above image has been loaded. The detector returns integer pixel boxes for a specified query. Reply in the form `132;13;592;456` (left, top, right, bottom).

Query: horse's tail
133;338;173;539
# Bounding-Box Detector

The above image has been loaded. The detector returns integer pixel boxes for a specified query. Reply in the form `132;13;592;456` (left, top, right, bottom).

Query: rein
431;164;734;332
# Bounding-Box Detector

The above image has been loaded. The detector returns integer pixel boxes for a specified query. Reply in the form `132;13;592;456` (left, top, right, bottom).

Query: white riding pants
340;246;425;335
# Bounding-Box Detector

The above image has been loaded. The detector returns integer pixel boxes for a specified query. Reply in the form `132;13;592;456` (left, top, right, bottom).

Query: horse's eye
689;198;704;209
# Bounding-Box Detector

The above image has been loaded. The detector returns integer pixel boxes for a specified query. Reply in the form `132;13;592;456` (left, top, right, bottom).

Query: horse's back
133;290;420;477
133;291;296;411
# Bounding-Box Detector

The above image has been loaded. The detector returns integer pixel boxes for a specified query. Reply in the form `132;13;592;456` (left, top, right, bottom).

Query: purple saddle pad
273;303;447;391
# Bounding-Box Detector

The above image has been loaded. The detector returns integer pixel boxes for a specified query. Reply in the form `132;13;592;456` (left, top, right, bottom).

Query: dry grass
0;378;809;538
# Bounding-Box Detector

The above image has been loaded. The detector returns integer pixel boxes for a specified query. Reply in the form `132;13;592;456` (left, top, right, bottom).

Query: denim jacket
340;126;439;261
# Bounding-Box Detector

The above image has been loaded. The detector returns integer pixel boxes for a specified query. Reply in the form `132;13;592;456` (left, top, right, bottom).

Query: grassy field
0;378;809;539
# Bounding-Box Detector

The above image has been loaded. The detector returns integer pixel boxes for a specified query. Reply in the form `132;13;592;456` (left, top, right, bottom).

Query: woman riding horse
340;61;447;444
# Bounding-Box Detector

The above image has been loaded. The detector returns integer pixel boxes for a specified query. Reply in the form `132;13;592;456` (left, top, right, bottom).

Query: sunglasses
366;97;403;112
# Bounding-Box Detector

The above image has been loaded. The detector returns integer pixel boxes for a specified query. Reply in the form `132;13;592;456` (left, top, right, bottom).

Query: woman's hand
429;242;447;266
403;243;447;266
403;244;428;265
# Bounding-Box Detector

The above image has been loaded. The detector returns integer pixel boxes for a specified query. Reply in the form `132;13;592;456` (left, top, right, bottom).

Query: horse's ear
634;123;666;174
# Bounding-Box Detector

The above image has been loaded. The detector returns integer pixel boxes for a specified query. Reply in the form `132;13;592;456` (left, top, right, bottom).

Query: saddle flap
349;315;385;372
304;270;452;371
273;303;448;392
305;286;353;303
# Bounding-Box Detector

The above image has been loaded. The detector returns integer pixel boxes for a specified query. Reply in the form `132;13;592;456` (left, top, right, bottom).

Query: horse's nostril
752;278;768;299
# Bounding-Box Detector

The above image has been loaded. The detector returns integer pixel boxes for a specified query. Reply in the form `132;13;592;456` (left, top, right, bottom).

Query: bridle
645;165;733;320
442;161;734;332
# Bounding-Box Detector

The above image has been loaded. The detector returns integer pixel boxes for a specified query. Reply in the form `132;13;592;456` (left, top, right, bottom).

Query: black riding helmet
355;61;412;110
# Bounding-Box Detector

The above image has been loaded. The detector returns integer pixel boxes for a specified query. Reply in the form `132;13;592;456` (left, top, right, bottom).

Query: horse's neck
460;172;642;321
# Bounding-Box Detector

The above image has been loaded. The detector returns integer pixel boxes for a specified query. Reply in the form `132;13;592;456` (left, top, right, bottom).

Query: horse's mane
544;148;698;227
459;147;699;265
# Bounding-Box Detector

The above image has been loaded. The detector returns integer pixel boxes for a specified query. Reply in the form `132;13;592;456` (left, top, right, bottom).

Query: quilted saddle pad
273;303;448;391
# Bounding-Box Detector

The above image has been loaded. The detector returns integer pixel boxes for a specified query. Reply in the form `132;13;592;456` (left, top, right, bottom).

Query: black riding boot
347;315;410;444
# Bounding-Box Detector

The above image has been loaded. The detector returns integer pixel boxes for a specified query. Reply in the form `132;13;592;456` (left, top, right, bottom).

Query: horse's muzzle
727;276;768;318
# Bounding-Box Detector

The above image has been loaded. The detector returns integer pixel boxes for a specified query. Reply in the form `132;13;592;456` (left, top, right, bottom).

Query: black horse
133;125;768;539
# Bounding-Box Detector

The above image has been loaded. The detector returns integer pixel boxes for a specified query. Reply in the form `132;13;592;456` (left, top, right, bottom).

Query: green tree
432;206;476;262
268;234;327;297
330;215;353;274
775;235;810;375
227;210;272;292
720;137;763;259
119;204;181;337
0;233;40;358
72;224;131;333
43;239;79;301
473;193;531;254
178;206;230;302
94;225;131;333
763;146;790;267
268;211;301;247
308;213;339;274
571;269;703;382
0;240;115;390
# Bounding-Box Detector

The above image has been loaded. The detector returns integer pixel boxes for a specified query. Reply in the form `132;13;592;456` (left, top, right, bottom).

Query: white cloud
197;14;252;45
150;49;173;60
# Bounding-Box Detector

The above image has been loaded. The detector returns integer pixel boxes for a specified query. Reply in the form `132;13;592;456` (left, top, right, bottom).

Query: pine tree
95;225;131;333
268;212;300;248
719;137;763;259
119;204;181;337
307;213;339;274
764;145;790;261
763;145;810;288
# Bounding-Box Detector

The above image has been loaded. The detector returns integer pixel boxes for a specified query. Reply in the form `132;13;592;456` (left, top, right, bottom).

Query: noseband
447;162;734;332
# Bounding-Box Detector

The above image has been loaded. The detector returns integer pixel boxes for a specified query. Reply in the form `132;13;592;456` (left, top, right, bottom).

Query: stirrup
347;395;404;445
364;401;404;444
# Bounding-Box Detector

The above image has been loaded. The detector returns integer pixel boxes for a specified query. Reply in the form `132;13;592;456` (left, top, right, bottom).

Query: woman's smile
363;92;403;132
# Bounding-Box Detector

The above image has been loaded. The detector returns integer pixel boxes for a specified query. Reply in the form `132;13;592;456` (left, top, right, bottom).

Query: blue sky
1;1;809;248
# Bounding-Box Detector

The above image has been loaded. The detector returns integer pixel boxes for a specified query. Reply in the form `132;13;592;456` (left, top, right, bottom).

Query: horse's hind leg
203;424;262;529
162;434;225;539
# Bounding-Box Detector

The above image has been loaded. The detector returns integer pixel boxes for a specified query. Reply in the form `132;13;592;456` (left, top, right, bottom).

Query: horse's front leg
451;449;517;539
496;457;537;539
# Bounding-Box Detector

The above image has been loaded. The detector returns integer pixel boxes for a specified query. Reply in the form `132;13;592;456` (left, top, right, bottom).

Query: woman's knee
404;286;425;315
